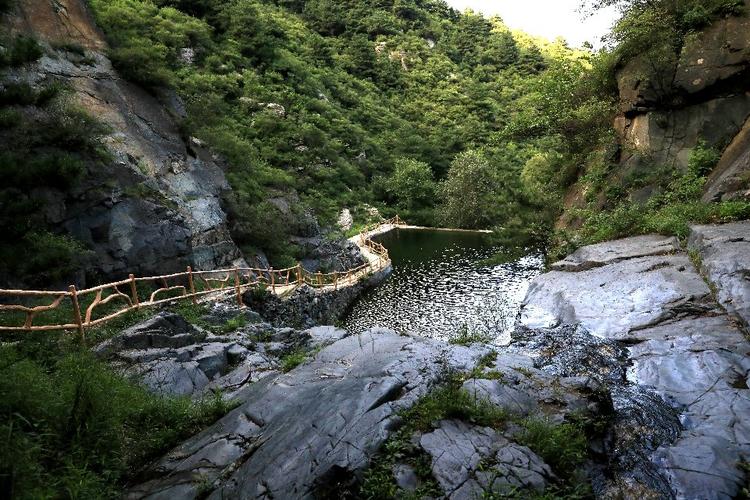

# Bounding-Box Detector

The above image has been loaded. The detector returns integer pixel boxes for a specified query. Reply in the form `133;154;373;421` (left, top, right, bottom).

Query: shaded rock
703;115;750;202
125;330;492;499
674;13;750;95
689;222;750;326
245;268;390;328
94;312;203;357
392;464;419;492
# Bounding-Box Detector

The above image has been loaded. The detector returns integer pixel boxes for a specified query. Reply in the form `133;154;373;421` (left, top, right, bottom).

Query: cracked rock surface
690;222;750;326
521;226;750;499
125;329;494;499
420;420;552;499
94;304;346;399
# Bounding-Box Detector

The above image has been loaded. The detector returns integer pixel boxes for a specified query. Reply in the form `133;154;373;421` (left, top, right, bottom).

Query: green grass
552;144;750;262
447;324;494;346
280;349;308;372
0;343;238;498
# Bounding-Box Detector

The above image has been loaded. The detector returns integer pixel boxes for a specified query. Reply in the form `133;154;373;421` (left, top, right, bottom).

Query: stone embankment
98;222;750;499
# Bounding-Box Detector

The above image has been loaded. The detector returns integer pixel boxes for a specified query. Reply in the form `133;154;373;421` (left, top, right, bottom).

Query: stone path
521;224;750;499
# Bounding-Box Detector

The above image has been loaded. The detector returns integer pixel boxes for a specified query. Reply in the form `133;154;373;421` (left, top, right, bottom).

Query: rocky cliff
1;0;246;282
613;4;750;203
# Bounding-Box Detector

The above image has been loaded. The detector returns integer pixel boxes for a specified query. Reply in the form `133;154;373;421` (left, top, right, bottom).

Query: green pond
343;228;544;344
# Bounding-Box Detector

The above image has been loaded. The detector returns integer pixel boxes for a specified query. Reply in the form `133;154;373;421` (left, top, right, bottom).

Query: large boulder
521;253;712;339
674;13;750;95
420;420;553;499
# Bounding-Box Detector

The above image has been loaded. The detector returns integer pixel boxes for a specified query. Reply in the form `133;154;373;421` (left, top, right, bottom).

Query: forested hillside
85;0;606;263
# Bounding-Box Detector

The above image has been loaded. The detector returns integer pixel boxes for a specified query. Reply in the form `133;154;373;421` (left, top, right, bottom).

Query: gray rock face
521;230;750;499
521;254;711;339
420;420;552;499
125;330;494;499
551;234;680;272
3;0;247;282
94;305;339;399
689;222;750;325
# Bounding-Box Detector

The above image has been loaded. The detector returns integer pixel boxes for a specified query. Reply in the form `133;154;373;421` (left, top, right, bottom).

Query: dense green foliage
0;331;235;499
86;0;598;259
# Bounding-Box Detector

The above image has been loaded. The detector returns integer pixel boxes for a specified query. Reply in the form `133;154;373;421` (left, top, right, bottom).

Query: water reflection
343;228;544;344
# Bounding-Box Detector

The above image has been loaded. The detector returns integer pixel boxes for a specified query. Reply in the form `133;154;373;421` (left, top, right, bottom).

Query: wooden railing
0;216;403;338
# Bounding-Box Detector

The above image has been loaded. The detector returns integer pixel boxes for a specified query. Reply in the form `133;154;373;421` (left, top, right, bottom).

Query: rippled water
343;228;544;344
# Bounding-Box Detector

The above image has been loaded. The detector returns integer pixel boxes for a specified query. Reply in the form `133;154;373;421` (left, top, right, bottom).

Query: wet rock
689;222;750;326
125;330;493;499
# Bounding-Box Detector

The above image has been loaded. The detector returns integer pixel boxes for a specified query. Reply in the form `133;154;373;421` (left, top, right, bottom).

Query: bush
0;36;43;67
0;345;236;498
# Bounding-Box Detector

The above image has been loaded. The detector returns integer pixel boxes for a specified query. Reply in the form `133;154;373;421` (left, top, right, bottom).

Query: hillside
1;0;595;286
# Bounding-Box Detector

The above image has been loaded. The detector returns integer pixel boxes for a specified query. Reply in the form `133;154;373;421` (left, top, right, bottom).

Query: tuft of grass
0;35;43;67
516;417;588;481
448;324;494;346
280;349;308;372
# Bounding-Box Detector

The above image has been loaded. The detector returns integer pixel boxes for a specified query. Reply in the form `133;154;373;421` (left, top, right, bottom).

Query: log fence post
69;285;85;345
234;268;243;306
187;266;197;304
270;267;275;293
129;274;140;309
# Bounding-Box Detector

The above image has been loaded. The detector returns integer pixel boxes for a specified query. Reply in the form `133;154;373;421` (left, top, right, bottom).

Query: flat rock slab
689;222;750;326
520;254;711;339
126;330;492;500
551;234;680;272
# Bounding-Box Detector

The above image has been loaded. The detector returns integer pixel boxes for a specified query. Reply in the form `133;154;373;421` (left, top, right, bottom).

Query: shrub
0;36;43;67
516;417;588;479
0;108;21;129
0;345;236;498
447;324;494;346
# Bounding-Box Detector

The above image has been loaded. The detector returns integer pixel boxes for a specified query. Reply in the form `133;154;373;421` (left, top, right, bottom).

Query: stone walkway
521;224;750;499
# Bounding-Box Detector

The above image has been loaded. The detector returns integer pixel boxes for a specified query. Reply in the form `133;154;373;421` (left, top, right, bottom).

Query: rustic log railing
0;215;404;339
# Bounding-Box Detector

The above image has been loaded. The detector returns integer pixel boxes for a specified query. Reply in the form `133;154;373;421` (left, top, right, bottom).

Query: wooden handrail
0;215;403;333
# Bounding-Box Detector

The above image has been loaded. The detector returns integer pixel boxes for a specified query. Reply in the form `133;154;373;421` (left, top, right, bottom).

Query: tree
438;150;499;229
386;158;436;210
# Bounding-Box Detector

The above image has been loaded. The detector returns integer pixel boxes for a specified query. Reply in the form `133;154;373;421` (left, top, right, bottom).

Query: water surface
343;228;544;344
